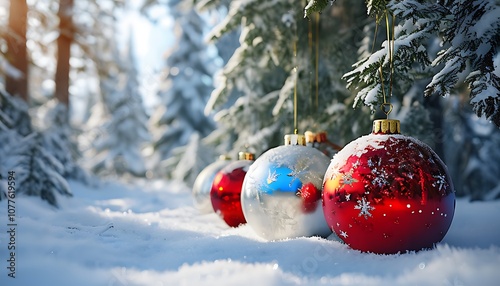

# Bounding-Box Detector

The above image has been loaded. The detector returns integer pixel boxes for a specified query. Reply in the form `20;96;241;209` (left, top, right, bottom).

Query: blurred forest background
0;0;499;207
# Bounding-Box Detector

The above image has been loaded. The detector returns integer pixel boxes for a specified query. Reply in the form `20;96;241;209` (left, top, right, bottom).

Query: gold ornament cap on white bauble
284;134;306;146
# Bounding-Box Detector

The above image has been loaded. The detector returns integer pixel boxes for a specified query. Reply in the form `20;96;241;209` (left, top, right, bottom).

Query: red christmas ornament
210;152;254;227
322;119;455;254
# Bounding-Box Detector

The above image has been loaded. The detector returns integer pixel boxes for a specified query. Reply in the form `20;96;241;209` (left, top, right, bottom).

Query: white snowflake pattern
342;171;358;186
267;169;279;184
352;161;360;169
372;176;388;187
288;159;315;185
368;157;381;168
345;194;351;201
432;174;447;191
262;204;297;232
339;230;348;238
354;197;375;219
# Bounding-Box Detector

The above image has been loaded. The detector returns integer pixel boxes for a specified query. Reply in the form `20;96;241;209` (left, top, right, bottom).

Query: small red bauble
322;119;455;254
210;152;254;227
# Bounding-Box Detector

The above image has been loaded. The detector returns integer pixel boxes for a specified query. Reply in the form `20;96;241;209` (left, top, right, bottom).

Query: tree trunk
55;0;74;108
5;0;29;102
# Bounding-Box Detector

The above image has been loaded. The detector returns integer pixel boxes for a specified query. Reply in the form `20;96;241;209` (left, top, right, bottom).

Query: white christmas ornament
241;134;331;240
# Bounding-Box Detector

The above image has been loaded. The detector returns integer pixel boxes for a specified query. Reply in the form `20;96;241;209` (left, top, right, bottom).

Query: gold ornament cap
238;151;255;160
304;131;316;143
218;154;231;161
316;131;328;143
372;119;401;134
284;134;306;146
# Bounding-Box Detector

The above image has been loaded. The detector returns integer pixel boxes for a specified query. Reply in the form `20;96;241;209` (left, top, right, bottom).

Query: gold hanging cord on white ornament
305;10;342;151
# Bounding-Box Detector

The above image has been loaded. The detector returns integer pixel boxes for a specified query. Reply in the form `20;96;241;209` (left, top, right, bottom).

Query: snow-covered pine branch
1;90;73;206
37;99;92;184
340;0;500;126
424;0;500;126
343;0;442;111
6;132;72;207
0;88;32;136
304;0;332;19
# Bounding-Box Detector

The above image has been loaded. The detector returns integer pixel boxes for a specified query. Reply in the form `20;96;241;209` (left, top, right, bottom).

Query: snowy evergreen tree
199;0;371;157
195;0;240;63
148;0;217;180
0;87;32;136
335;0;500;127
0;89;29;201
443;95;500;200
161;133;216;185
6;132;72;207
202;0;298;155
1;89;71;206
67;0;126;125
36;99;92;183
84;30;150;177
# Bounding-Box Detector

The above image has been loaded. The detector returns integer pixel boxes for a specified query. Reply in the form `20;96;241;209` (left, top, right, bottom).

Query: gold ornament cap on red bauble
218;154;232;161
238;151;255;160
372;119;401;134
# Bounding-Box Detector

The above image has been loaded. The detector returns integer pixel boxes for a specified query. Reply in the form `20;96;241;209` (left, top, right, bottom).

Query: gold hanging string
373;13;390;118
293;38;298;134
378;11;395;119
389;13;395;101
307;5;320;118
308;16;313;111
315;13;320;113
371;15;380;54
384;12;392;104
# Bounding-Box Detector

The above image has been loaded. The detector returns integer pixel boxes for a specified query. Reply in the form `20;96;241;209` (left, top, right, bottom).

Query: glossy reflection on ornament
322;120;455;254
241;145;331;240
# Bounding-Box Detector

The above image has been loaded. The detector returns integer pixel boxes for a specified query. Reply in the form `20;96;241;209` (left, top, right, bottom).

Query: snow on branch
424;0;500;127
304;0;333;19
339;0;500;127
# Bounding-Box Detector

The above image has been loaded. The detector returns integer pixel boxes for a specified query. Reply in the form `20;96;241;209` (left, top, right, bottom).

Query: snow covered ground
1;178;499;286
